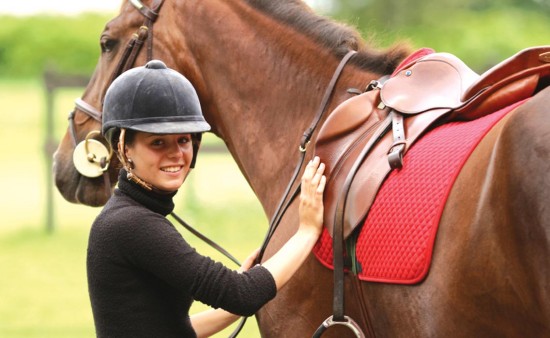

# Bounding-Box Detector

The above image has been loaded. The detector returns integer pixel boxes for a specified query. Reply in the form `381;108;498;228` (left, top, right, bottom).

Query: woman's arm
190;308;240;338
190;248;260;337
262;156;326;289
190;157;326;336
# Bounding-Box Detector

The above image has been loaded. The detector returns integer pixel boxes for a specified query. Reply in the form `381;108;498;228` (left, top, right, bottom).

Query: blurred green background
0;0;548;337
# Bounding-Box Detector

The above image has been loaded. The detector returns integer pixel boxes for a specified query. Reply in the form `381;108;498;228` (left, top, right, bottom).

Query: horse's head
53;0;184;206
53;0;409;207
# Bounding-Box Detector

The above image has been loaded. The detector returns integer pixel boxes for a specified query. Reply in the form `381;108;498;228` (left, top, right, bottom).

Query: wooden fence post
42;69;89;233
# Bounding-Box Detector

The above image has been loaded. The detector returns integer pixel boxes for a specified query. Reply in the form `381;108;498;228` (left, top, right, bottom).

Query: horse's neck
172;1;375;216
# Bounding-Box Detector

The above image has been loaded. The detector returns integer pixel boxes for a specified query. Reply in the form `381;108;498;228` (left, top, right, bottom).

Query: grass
0;79;267;337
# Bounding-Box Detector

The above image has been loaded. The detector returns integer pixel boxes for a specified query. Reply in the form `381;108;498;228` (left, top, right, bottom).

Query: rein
257;50;357;262
254;50;366;338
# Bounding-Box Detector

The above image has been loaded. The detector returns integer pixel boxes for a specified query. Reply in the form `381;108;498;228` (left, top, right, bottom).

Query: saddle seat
315;46;550;239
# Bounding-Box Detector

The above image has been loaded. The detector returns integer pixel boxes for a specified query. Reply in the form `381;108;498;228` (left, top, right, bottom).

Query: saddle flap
314;90;386;237
316;91;379;143
381;53;480;114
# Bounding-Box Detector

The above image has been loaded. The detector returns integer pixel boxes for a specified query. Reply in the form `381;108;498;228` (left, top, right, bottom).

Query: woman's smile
161;165;184;173
126;132;194;191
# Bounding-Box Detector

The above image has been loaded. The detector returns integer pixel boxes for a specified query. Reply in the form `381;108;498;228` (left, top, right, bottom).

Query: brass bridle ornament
71;128;113;178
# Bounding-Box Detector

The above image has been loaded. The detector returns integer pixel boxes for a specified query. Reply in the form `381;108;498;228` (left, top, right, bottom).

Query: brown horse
53;0;550;337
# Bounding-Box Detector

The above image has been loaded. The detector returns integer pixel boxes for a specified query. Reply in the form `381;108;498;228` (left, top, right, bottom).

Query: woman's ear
124;145;135;164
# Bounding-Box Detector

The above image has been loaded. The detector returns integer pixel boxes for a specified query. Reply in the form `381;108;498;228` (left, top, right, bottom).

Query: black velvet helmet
102;59;210;136
102;59;210;168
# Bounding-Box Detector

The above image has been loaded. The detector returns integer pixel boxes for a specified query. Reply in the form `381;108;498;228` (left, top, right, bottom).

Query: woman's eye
178;136;191;144
151;139;164;146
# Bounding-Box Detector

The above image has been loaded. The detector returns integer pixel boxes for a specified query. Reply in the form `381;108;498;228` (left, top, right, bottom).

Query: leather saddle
315;46;550;239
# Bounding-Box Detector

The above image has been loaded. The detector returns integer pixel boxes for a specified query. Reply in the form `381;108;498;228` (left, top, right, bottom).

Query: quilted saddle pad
313;99;526;284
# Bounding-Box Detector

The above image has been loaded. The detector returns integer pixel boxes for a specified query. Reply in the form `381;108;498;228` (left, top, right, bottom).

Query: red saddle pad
313;99;527;284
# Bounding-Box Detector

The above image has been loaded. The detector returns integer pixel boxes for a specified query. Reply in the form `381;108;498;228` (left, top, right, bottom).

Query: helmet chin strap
118;128;153;191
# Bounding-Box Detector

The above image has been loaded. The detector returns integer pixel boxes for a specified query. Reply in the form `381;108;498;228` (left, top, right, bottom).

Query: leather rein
256;50;367;338
257;50;357;261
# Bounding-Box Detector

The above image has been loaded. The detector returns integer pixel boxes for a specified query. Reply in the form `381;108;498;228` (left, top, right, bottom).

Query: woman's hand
298;156;326;236
261;156;326;290
238;248;260;273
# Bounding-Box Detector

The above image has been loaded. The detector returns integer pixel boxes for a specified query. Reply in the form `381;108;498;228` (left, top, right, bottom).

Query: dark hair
109;128;202;154
108;128;137;155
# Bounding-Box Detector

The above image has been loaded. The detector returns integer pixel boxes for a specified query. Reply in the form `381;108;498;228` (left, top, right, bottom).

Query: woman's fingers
300;156;326;209
302;156;326;192
312;162;325;185
299;156;326;234
303;156;320;178
303;156;322;180
238;248;261;273
317;174;327;194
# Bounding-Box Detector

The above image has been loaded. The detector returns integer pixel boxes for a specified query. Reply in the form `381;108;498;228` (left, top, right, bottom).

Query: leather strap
300;51;358;150
170;213;241;265
388;110;406;169
74;98;102;122
109;0;165;85
333;114;393;319
257;50;358;263
312;98;393;338
129;0;161;21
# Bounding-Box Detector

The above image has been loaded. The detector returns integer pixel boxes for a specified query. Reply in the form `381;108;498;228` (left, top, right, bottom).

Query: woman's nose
167;142;184;157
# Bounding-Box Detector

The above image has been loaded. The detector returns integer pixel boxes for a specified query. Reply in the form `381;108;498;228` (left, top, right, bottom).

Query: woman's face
125;132;193;192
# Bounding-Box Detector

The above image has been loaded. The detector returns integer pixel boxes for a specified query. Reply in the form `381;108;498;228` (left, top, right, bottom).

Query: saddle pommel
381;53;480;114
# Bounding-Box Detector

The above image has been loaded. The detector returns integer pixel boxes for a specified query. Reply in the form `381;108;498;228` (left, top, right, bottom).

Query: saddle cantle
315;46;550;239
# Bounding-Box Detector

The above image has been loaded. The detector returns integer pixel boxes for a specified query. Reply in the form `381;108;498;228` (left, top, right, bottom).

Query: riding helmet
102;59;210;167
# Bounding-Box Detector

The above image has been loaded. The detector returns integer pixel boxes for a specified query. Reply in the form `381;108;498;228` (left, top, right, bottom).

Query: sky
0;0;328;16
0;0;121;16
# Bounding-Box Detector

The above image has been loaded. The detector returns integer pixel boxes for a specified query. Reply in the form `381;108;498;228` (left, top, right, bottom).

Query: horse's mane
245;0;412;74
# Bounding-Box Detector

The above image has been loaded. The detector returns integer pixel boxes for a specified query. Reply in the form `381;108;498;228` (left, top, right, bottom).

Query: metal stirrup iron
313;315;365;338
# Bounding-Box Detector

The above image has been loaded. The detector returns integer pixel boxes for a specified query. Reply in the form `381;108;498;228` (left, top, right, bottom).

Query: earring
126;171;153;191
127;158;134;169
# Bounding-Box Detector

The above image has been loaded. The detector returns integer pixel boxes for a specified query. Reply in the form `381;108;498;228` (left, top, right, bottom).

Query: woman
87;60;326;337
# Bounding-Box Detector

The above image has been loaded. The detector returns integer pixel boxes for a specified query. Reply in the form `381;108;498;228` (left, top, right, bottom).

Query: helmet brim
129;120;211;134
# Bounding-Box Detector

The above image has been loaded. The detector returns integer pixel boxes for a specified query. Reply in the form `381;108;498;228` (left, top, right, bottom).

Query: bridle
68;0;164;197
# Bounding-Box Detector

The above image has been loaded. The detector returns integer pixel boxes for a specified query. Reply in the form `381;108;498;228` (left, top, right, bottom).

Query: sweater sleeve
115;209;276;316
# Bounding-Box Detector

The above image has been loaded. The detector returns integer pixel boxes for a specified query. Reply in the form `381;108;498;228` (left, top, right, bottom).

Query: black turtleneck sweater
87;170;276;338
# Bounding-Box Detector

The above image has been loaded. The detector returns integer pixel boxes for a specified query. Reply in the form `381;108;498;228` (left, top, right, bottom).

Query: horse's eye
100;37;118;53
